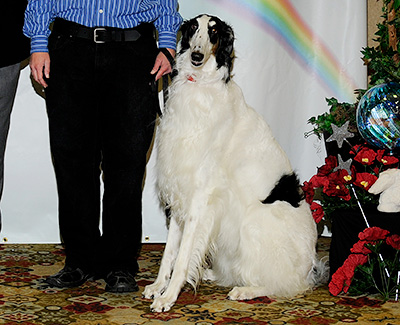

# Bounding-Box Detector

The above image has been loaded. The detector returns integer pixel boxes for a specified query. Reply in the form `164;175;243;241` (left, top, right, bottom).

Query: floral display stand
329;207;400;276
303;0;400;301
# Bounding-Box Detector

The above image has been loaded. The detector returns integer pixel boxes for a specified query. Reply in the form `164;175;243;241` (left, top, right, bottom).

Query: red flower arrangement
302;144;399;224
329;227;400;301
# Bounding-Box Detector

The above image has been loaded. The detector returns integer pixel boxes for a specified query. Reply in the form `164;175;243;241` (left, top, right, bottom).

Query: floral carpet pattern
0;237;399;324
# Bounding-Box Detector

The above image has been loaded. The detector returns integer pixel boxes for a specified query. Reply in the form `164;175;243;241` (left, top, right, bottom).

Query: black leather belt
52;18;152;43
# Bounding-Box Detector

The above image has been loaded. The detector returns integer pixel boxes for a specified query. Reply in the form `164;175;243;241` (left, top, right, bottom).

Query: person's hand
30;52;51;88
151;48;175;81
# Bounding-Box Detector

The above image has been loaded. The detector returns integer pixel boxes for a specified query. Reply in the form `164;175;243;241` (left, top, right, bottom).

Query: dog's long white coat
144;15;322;312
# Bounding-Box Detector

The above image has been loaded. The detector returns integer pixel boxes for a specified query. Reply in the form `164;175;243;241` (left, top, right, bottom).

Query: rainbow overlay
207;0;360;102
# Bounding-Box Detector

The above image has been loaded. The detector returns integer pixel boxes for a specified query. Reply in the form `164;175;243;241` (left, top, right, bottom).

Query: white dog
143;14;325;312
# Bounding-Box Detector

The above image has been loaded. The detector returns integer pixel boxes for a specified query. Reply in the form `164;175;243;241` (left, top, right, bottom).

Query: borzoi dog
143;14;325;312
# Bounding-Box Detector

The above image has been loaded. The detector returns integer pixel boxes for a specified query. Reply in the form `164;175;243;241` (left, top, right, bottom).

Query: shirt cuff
30;35;49;54
158;30;178;51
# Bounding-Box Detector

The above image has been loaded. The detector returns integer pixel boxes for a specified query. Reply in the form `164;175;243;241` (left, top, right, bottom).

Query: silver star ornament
326;121;354;148
333;154;353;175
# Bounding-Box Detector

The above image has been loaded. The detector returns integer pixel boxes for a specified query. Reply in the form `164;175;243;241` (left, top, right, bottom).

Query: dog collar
187;75;196;82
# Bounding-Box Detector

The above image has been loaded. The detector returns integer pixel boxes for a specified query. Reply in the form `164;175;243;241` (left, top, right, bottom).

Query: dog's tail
308;256;330;287
262;173;304;208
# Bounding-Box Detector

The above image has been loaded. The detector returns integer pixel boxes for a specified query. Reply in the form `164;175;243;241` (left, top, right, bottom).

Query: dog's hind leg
143;216;182;300
202;268;217;282
227;286;271;301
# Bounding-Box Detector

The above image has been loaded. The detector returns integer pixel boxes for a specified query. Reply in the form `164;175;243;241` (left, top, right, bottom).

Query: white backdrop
1;0;367;243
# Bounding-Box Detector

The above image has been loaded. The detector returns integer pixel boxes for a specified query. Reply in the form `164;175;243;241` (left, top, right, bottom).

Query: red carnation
329;268;346;296
317;156;337;175
358;227;390;241
376;149;385;161
302;181;315;205
336;169;353;184
386;234;400;250
323;178;351;201
354;172;377;191
350;240;372;255
310;202;324;223
377;150;399;166
329;250;369;296
309;174;329;188
354;147;377;165
344;253;369;272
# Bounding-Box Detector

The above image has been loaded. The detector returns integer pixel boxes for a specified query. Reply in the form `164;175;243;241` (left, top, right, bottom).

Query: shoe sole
105;284;139;293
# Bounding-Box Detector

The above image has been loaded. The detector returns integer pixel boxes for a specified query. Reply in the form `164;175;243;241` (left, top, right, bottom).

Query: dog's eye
191;24;197;31
210;28;217;34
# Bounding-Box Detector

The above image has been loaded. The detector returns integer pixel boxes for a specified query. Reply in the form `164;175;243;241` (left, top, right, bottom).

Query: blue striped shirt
23;0;183;53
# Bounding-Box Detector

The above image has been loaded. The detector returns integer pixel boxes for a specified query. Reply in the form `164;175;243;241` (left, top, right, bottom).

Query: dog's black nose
191;52;204;63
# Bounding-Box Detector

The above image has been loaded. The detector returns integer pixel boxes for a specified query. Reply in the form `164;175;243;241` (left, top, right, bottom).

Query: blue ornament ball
356;82;400;151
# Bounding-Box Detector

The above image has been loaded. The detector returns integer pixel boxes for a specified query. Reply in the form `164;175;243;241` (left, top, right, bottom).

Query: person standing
0;1;30;232
23;1;182;292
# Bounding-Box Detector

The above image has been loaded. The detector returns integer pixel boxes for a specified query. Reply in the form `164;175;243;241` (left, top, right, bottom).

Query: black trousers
45;20;159;275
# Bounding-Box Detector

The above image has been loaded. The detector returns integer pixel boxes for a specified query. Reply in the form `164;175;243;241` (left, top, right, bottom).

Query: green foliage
362;0;400;86
361;46;400;85
384;0;400;11
348;259;377;296
305;98;359;139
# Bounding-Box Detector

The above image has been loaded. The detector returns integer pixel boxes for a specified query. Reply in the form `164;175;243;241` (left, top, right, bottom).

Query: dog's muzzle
191;52;204;66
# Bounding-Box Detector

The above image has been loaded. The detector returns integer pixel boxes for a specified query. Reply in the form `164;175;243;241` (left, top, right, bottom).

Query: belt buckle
94;27;107;43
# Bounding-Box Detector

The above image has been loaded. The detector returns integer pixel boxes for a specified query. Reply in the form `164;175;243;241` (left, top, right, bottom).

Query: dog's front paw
143;282;166;300
150;296;176;313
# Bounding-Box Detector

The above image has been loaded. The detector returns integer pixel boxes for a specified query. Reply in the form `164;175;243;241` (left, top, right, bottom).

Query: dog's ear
215;21;235;78
179;20;191;51
219;21;235;57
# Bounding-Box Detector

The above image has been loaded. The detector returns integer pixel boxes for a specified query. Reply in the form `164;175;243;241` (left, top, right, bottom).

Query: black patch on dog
262;173;304;208
180;17;199;53
208;16;235;74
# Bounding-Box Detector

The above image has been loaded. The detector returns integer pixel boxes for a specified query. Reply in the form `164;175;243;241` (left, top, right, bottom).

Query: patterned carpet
0;237;399;325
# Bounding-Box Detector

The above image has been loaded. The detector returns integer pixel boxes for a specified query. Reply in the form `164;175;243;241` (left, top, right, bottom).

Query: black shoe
45;265;92;288
105;270;139;293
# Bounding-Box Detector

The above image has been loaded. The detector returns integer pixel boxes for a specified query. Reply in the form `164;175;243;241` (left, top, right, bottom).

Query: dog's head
179;14;235;82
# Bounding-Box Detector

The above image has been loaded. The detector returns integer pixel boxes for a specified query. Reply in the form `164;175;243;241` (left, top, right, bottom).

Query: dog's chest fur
157;80;237;195
156;75;291;214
